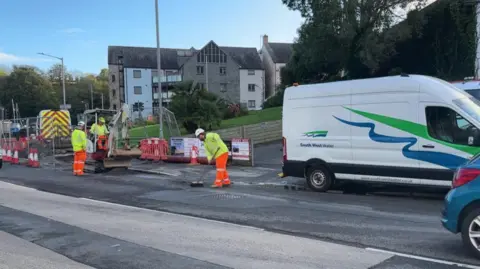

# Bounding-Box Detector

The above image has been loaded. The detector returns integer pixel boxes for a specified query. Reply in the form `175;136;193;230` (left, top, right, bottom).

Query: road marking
79;197;265;231
366;247;480;269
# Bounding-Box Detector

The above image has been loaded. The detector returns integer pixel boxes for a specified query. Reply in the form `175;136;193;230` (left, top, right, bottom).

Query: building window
134;86;142;95
426;106;477;146
111;74;116;82
196;66;204;75
196;83;205;90
113;104;117;110
219;67;226;75
112;89;116;97
248;100;256;108
133;70;141;78
196;42;228;63
248;70;255;75
220;83;227;92
248;84;256;92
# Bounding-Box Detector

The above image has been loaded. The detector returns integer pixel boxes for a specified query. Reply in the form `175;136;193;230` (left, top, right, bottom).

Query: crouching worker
72;121;87;176
195;128;231;188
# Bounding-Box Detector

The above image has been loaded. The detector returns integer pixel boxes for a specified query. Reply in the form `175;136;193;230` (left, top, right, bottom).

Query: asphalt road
0;163;479;268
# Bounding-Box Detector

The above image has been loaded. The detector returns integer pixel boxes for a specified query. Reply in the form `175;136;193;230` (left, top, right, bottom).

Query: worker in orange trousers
195;128;231;188
71;121;87;176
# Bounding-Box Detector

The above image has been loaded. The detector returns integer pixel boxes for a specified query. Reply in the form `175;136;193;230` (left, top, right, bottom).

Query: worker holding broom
195;128;231;188
71;121;87;176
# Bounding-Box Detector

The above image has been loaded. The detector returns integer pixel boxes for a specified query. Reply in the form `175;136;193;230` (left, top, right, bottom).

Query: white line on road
79;197;265;231
366;247;480;269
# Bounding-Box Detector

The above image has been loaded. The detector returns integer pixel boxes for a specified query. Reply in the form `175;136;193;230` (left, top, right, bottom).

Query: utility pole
90;84;94;109
205;55;209;90
101;94;104;109
155;0;164;139
38;53;66;107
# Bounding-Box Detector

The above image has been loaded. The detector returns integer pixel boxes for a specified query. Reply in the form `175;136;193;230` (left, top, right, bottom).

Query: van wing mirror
469;128;480;146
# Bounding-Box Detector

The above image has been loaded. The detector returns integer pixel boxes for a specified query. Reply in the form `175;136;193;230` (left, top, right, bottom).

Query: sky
0;0;303;75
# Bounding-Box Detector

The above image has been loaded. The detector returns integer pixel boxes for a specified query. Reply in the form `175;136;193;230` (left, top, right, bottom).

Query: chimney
263;35;268;44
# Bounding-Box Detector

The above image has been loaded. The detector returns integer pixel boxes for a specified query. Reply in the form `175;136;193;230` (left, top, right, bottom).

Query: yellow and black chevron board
39;109;71;139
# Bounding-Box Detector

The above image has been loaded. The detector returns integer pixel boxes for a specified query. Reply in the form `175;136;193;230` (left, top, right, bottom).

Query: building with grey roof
259;35;293;98
108;41;265;117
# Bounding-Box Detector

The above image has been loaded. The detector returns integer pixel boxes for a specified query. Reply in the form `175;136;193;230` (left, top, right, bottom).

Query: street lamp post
155;0;164;139
38;52;66;107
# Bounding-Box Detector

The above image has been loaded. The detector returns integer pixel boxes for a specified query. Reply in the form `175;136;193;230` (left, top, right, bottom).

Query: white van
282;74;480;192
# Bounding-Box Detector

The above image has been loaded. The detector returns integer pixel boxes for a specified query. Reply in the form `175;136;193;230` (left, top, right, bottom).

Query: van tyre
306;165;333;192
461;207;480;259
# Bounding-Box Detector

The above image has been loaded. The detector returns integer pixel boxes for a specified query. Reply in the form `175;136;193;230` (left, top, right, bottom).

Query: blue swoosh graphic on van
334;116;468;170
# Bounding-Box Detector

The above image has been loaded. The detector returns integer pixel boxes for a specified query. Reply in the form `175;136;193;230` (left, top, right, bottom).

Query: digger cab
80;108;141;173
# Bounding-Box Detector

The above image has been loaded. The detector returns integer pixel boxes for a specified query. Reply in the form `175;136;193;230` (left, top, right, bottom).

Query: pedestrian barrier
138;138;169;162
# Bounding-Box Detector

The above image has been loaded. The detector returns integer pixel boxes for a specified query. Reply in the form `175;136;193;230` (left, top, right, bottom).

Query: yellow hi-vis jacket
71;129;87;152
203;132;228;162
90;123;109;136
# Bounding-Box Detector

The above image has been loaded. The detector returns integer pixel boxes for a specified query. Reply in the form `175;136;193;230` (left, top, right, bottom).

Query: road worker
195;128;231;188
71;121;87;176
90;117;109;150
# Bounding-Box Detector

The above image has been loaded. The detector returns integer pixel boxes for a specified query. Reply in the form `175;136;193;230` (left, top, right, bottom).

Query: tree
169;81;222;133
374;0;476;80
282;0;428;84
0;66;59;117
46;63;74;82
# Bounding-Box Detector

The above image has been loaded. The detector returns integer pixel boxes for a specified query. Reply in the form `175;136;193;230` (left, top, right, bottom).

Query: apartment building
108;41;265;117
260;35;293;98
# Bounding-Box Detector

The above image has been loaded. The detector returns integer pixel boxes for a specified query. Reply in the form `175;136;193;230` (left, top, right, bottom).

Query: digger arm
106;104;131;158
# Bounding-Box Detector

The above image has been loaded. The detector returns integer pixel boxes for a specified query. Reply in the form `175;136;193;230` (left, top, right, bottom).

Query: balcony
152;75;182;83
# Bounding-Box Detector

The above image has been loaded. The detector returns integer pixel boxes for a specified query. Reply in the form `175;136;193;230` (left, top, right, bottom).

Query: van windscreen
453;97;480;122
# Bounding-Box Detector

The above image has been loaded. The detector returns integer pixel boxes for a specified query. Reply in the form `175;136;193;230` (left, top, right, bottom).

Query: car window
426;106;477;146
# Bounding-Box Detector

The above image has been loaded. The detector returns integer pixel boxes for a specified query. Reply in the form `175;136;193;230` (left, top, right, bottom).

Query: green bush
263;86;285;109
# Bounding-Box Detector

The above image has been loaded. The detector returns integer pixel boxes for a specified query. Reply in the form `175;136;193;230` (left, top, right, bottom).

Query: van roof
284;75;469;102
451;80;480;91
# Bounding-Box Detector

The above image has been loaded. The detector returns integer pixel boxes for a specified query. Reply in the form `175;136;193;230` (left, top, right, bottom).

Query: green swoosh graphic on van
345;107;480;155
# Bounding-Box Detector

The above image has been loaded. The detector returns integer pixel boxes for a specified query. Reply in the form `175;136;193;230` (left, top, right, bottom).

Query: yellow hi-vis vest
71;129;87;152
90;123;109;136
203;132;228;161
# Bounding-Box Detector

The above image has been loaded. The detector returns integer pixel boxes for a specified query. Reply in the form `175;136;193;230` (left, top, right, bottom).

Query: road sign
60;104;71;110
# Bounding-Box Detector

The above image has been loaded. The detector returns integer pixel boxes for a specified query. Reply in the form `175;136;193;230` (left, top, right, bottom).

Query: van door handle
422;144;435;149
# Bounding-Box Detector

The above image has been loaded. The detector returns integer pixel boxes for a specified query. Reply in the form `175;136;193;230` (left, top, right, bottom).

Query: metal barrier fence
128;106;181;148
0;116;69;169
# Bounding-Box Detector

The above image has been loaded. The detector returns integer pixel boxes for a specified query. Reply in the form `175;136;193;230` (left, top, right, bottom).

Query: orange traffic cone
5;146;11;163
31;148;40;168
11;148;19;164
189;145;199;165
27;149;33;167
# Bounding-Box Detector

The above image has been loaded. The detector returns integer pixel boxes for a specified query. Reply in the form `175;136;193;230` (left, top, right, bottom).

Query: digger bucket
104;148;142;169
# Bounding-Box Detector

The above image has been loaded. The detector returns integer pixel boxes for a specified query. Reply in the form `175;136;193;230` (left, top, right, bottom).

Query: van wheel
461;207;480;259
306;165;333;192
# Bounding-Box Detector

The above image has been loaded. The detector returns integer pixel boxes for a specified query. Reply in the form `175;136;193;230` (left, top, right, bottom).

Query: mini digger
82;104;141;173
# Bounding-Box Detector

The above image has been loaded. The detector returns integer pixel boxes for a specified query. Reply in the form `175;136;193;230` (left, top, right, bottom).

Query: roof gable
265;42;293;63
220;46;263;69
108;46;189;69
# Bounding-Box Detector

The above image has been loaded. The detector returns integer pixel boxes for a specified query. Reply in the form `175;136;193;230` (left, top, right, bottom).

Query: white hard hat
195;128;205;137
78;121;85;127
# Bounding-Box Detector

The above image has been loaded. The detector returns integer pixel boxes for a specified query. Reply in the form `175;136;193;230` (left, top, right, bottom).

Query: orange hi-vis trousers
97;135;108;150
213;152;231;187
73;150;87;176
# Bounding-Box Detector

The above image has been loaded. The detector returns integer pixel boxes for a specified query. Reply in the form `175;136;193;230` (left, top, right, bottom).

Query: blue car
442;153;480;258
